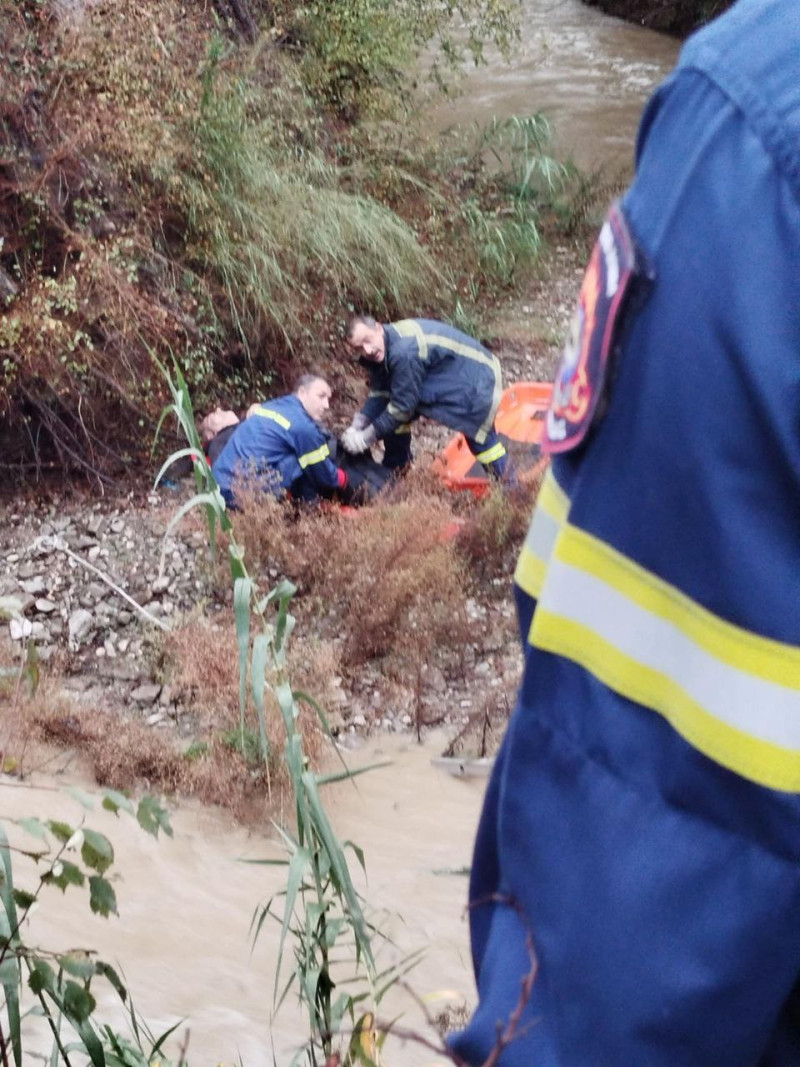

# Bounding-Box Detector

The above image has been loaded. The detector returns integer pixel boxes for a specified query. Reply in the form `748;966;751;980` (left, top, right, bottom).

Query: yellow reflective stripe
476;356;503;445
392;321;503;444
515;544;548;600
475;442;506;465
538;467;570;525
393;423;412;435
556;525;800;686
298;444;330;469
533;609;800;793
393;319;428;359
528;522;800;791
369;390;390;398
253;407;291;430
514;468;571;599
388;401;413;421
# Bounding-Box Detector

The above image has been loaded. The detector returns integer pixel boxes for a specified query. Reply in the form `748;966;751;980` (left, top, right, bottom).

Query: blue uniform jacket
359;319;503;445
211;395;340;501
452;2;800;1064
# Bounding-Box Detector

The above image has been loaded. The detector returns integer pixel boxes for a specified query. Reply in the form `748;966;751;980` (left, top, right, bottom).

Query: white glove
342;424;376;454
349;412;370;432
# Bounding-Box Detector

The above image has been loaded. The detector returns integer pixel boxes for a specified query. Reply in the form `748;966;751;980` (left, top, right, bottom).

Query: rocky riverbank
0;242;584;811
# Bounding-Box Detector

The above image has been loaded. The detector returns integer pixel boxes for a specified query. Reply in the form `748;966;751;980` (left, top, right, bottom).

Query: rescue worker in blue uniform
341;315;509;479
212;374;349;508
451;1;800;1064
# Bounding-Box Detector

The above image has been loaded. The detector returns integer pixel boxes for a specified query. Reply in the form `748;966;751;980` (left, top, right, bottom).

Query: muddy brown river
2;733;485;1065
429;0;679;172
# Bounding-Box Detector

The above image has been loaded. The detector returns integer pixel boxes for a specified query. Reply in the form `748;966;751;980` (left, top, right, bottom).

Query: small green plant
0;790;176;1067
156;359;396;1065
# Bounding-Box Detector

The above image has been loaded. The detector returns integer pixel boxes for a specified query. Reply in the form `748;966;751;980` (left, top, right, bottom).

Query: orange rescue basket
431;381;553;498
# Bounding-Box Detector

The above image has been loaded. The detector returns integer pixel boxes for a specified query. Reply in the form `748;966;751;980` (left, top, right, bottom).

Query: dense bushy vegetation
0;0;580;486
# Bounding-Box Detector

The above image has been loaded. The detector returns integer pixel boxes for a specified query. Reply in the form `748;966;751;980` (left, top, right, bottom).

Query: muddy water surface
2;733;485;1065
428;0;680;172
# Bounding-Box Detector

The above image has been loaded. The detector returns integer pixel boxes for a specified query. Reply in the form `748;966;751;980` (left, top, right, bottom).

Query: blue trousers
383;426;509;479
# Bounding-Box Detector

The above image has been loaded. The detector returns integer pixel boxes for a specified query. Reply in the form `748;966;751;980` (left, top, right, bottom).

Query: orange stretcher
432;381;553;498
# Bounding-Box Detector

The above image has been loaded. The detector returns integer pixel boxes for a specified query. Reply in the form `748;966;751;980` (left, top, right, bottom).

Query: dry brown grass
161;613;334;761
221;484;471;684
1;619;333;823
455;469;546;585
33;701;275;822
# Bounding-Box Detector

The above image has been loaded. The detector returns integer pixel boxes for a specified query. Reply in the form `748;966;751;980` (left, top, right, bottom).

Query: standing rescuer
342;315;510;480
451;1;800;1064
211;374;349;508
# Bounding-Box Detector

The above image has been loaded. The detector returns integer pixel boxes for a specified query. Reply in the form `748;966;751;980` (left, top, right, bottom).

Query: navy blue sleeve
372;341;424;440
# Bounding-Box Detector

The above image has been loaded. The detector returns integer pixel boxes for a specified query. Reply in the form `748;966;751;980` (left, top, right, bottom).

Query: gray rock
96;659;140;681
9;618;32;641
35;598;57;614
151;575;170;594
422;665;448;694
147;711;165;726
131;683;162;704
68;608;94;644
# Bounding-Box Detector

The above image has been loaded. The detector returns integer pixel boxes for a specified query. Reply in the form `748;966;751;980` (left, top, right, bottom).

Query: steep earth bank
582;0;733;36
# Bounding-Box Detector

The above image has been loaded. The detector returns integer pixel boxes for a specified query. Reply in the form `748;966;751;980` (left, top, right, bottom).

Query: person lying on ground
198;406;241;467
342;315;513;482
211;373;351;508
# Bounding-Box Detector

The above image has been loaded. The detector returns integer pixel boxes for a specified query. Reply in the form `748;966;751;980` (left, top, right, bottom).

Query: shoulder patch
543;203;638;454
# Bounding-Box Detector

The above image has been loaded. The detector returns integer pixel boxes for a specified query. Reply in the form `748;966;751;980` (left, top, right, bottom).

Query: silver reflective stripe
524;506;561;566
535;554;800;751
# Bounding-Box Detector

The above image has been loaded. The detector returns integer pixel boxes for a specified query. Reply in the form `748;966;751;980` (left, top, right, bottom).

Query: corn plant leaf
95;961;127;1004
234;577;253;734
0;956;19;985
250;632;271;764
314;761;391;787
273;845;311;1004
302;772;375;976
153;447;206;489
0;823;22;1066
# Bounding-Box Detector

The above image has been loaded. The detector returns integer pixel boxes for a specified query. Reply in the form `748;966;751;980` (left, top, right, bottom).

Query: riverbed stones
68;608;95;645
20;576;46;595
131;683;162;704
9;617;32;641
